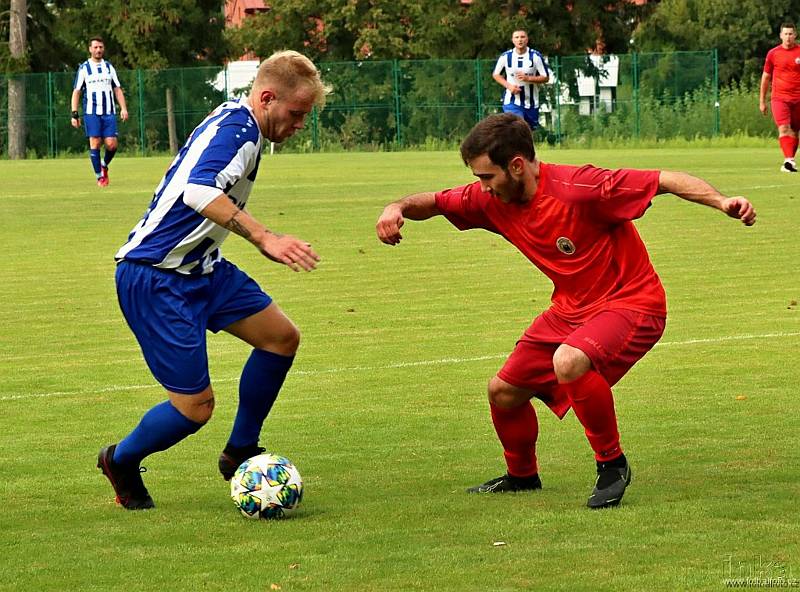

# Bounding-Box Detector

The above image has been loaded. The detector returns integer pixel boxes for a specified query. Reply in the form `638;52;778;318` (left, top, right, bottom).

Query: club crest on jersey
796;57;800;65
556;237;576;255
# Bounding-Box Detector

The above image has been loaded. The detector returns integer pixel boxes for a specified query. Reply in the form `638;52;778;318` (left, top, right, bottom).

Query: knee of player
285;324;301;352
487;377;516;408
552;346;589;383
193;397;215;424
251;323;300;356
182;397;215;425
273;323;301;354
171;391;215;424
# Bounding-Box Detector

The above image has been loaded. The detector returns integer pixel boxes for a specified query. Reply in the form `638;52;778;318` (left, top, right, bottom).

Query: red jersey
434;163;667;322
763;44;800;100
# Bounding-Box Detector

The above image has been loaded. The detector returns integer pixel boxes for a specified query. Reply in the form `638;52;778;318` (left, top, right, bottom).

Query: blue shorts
84;114;118;138
502;103;540;130
115;259;272;394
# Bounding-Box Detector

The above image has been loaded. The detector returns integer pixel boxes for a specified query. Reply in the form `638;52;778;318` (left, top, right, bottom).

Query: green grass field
1;147;798;591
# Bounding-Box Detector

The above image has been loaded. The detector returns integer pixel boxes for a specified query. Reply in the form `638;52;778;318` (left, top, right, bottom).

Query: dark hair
460;113;536;168
780;23;796;32
89;36;104;45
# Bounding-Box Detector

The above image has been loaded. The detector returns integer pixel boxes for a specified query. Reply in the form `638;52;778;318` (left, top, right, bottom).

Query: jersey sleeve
435;182;496;231
763;49;775;75
187;121;260;191
493;54;506;76
532;52;549;77
108;63;121;88
552;164;660;223
73;65;86;91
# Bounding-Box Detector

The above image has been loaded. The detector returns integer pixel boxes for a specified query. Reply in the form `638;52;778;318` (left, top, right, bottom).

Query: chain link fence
1;50;769;157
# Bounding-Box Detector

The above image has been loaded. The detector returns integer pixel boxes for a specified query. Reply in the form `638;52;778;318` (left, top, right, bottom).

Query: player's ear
260;90;276;106
509;156;525;175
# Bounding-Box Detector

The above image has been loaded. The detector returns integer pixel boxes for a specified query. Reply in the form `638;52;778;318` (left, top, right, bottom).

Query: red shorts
770;98;800;129
497;308;666;419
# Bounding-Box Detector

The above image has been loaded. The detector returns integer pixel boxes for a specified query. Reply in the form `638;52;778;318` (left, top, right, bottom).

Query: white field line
736;184;797;190
2;330;798;403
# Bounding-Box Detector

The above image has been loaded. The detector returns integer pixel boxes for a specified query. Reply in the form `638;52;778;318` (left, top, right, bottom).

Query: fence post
713;49;720;136
137;69;145;156
475;59;483;123
392;59;402;146
47;72;55;157
311;106;319;151
633;52;640;139
554;56;562;144
179;68;186;141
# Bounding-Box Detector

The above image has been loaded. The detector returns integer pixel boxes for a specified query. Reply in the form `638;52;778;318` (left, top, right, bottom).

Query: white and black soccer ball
230;453;303;519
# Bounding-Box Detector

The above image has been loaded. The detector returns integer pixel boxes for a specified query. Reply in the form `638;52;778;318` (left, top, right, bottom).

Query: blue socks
113;400;203;466
89;148;102;177
103;147;116;167
112;349;293;465
227;349;294;449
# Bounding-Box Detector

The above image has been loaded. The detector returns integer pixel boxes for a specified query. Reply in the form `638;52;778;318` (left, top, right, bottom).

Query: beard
499;177;526;203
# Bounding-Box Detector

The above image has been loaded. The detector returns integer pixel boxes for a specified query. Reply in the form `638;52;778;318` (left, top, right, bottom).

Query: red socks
490;401;539;477
490;370;622;472
779;135;798;158
559;370;622;462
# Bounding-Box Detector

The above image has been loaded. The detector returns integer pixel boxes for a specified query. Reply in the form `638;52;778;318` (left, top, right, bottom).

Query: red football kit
435;163;667;322
764;44;800;100
435;163;667;467
764;44;800;129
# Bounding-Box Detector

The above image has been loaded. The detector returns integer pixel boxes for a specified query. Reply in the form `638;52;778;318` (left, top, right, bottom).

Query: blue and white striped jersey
73;59;122;115
115;100;263;275
493;48;550;109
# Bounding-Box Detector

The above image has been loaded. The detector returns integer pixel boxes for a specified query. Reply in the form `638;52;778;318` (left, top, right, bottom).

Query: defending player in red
760;22;800;173
375;113;756;509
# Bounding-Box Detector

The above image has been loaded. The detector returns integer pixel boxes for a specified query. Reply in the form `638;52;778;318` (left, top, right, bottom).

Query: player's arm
70;89;82;128
759;72;771;115
114;87;129;122
657;171;756;226
185;186;319;272
493;72;519;94
376;192;441;245
526;73;549;84
523;57;550;84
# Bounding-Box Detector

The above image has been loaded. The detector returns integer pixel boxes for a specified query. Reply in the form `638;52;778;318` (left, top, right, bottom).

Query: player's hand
120;109;129;122
260;232;320;271
70;117;80;129
508;84;521;95
759;101;767;115
376;204;405;245
721;196;756;226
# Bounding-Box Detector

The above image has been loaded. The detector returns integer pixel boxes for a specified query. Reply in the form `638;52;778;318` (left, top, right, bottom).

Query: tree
226;0;654;62
52;0;230;153
7;0;26;159
56;0;228;69
0;0;230;156
632;0;798;84
413;0;652;59
0;0;80;72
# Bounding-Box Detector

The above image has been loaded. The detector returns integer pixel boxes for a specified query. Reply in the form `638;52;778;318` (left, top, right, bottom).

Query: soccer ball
230;453;304;519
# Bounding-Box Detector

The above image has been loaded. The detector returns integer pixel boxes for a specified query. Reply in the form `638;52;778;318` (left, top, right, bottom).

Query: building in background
217;0;269;98
225;0;269;33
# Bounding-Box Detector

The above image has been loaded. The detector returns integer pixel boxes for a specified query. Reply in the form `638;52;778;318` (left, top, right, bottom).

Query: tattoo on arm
224;210;251;239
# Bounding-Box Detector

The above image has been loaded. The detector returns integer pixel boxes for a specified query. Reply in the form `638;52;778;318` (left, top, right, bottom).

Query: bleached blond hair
254;50;331;108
